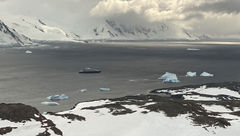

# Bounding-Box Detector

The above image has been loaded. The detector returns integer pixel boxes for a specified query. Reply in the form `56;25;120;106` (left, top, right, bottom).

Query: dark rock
82;102;136;116
0;103;40;123
0;103;63;136
47;112;85;121
0;127;17;135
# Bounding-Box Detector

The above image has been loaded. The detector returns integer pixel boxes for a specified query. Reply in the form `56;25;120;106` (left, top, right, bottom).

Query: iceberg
186;72;197;77
47;94;69;101
99;88;111;91
80;89;88;92
41;102;59;106
25;50;32;54
159;72;180;83
200;72;214;77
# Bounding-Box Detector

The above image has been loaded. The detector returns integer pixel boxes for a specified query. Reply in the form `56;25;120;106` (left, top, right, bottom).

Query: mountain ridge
0;19;32;46
0;16;214;46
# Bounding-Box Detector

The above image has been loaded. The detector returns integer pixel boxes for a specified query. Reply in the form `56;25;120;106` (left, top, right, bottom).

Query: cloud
0;0;240;38
90;0;240;22
186;0;240;14
91;0;203;22
0;0;101;30
88;0;240;38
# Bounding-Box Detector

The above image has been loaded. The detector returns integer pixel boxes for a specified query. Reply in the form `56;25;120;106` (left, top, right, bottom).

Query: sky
0;0;240;38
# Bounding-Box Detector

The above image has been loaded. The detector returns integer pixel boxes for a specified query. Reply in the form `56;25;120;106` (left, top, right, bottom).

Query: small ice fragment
129;79;136;82
80;89;88;92
200;72;214;77
186;72;197;77
25;50;32;54
47;94;69;101
42;112;47;115
99;88;111;91
41;102;59;106
159;72;180;83
187;48;200;51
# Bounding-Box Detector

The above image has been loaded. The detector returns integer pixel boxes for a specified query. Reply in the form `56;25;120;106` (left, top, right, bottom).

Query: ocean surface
0;41;240;112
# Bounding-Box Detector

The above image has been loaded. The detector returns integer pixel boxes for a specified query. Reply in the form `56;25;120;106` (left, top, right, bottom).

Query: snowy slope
1;82;240;136
1;16;82;42
0;20;32;46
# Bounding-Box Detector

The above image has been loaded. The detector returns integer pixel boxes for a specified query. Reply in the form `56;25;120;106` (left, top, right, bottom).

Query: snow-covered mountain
0;16;82;45
0;20;32;46
82;19;203;41
0;15;211;46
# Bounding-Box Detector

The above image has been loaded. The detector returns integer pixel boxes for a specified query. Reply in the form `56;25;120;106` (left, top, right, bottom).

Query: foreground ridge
1;82;240;136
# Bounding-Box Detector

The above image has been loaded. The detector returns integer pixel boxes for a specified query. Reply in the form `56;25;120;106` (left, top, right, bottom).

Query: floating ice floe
187;48;200;51
200;72;214;77
54;46;60;49
47;94;69;101
159;72;180;83
186;72;197;77
41;101;59;106
99;88;111;91
129;79;136;82
42;112;48;115
80;89;88;92
25;50;32;54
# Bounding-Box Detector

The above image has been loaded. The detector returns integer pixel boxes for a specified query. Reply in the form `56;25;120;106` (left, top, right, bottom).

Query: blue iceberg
159;72;180;83
41;102;59;106
47;94;69;101
200;72;214;77
186;72;197;77
80;89;88;92
99;88;111;91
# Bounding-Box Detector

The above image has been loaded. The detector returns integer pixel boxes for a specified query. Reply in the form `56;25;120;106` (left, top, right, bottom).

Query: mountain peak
84;19;199;41
0;19;32;46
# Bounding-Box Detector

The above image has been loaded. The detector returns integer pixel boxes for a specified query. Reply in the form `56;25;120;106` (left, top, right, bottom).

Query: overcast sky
0;0;240;37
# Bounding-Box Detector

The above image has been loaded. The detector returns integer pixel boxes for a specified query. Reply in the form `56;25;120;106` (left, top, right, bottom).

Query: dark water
0;41;240;112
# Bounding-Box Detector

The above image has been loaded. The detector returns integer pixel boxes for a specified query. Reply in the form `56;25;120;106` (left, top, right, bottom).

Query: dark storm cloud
185;0;240;14
183;13;204;21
